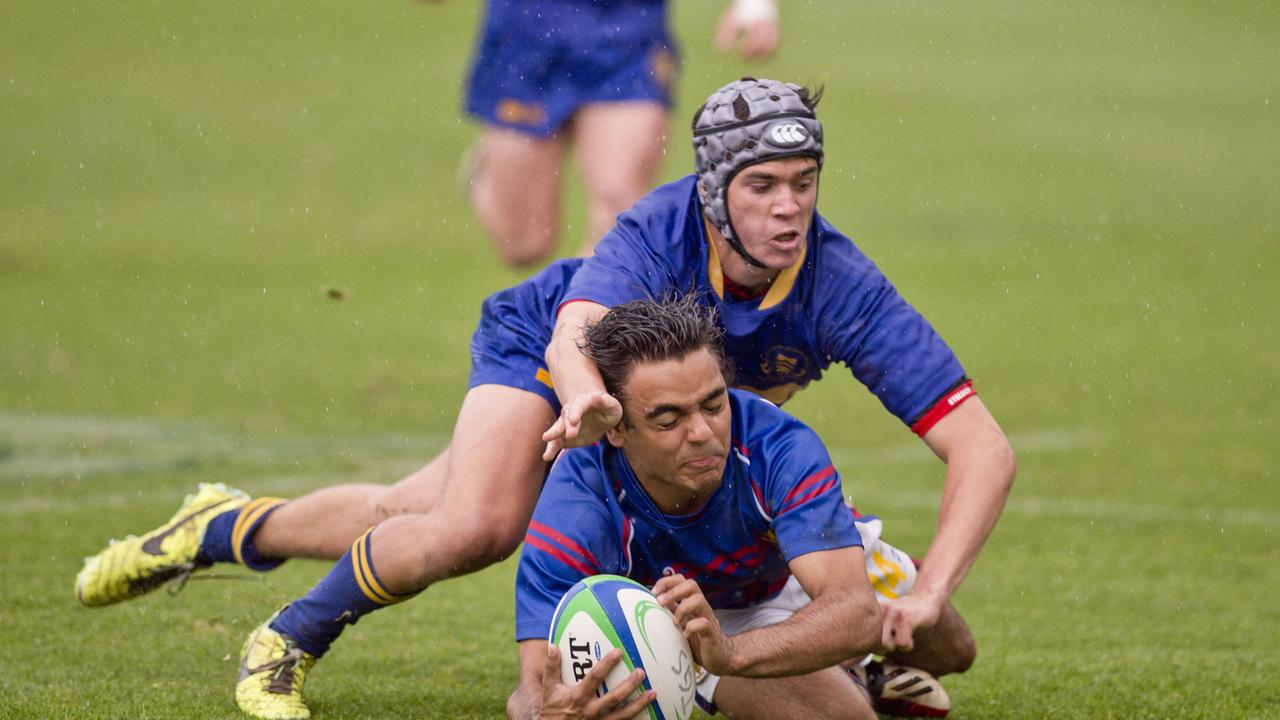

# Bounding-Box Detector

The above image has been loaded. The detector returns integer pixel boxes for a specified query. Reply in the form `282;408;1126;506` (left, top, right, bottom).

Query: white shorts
694;518;917;707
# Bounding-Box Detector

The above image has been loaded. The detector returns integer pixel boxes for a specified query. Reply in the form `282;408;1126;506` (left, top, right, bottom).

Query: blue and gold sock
269;528;414;657
196;497;287;570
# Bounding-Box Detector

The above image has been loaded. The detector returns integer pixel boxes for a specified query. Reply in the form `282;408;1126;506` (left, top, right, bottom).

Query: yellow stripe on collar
705;220;805;311
758;239;805;310
705;220;725;300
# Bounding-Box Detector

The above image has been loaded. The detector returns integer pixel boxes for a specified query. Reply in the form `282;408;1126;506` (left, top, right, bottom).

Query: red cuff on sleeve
910;380;976;437
554;298;597;319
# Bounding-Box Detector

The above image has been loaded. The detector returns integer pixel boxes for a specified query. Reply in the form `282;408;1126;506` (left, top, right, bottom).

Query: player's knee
951;631;977;674
930;625;977;675
494;227;557;269
588;177;648;220
447;520;525;572
361;490;413;527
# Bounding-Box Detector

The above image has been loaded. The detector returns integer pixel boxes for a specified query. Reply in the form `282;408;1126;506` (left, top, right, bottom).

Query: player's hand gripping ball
551;575;697;720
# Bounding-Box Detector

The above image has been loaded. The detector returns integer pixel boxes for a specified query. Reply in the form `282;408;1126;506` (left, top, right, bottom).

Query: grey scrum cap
692;77;824;267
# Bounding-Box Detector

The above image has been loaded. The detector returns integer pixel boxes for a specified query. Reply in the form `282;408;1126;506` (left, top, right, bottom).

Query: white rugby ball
550;574;697;720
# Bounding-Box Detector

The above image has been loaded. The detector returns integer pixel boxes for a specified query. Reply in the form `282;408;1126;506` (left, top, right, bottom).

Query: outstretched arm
542;301;620;460
881;397;1016;652
655;546;880;678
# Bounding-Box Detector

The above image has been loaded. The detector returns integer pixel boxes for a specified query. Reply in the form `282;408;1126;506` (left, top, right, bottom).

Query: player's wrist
908;584;949;613
710;634;751;676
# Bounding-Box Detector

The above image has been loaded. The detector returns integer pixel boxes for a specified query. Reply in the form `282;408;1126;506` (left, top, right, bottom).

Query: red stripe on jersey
778;466;836;513
525;535;598;577
696;538;770;577
528;520;601;574
780;476;839;515
911;380;977;437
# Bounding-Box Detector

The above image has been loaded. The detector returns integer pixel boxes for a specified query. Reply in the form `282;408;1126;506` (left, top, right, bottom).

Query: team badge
758;346;808;379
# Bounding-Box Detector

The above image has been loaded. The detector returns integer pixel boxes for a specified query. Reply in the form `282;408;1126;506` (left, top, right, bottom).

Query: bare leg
469;126;566;268
253;450;451;561
362;384;555;593
714;667;875;720
571;101;668;253
886;602;977;676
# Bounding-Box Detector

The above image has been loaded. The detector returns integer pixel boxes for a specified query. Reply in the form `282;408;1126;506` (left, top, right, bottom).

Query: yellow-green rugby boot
75;483;250;607
236;618;317;720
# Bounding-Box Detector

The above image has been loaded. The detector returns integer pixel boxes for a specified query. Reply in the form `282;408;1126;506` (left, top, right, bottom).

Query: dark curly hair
581;295;730;407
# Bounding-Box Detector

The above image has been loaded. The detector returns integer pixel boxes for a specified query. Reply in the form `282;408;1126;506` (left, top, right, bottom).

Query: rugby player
75;77;1014;719
545;78;1016;670
509;298;972;720
452;0;781;267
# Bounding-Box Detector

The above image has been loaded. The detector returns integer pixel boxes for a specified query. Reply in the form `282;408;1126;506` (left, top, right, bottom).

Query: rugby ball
550;575;697;720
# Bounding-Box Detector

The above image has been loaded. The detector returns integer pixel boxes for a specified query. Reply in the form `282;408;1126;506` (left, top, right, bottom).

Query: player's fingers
541;416;565;443
879;607;898;651
651;573;685;597
604;689;658;720
586;393;622;426
541;416;568;460
668;583;712;625
882;610;914;653
575;649;626;700
673;595;713;628
541;645;562;691
595;666;646;709
564;399;588;429
682;616;713;639
655;577;699;611
682;617;723;668
894;618;915;653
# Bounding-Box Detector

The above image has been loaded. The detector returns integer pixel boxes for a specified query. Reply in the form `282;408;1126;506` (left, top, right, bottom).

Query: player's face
606;348;731;515
726;156;819;270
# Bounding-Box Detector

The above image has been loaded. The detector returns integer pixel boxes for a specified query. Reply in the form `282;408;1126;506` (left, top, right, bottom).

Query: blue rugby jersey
514;390;863;641
564;175;968;428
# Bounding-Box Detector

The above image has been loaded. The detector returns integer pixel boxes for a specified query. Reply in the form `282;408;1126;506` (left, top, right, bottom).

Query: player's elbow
842;594;883;657
995;432;1017;491
976;426;1017;496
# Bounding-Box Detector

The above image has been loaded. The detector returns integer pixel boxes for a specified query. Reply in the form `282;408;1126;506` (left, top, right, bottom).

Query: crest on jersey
759;346;808;379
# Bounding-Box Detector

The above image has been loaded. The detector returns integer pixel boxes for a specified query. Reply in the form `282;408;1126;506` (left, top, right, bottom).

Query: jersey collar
704;219;806;311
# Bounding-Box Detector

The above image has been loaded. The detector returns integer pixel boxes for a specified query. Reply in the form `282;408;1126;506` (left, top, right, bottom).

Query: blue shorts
464;1;677;136
467;259;584;412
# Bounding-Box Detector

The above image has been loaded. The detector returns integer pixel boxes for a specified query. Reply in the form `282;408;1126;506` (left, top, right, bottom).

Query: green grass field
3;0;1279;717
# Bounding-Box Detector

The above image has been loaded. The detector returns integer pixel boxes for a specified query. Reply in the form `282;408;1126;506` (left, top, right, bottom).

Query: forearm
915;427;1016;602
720;590;880;677
545;301;608;403
510;640;549;720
